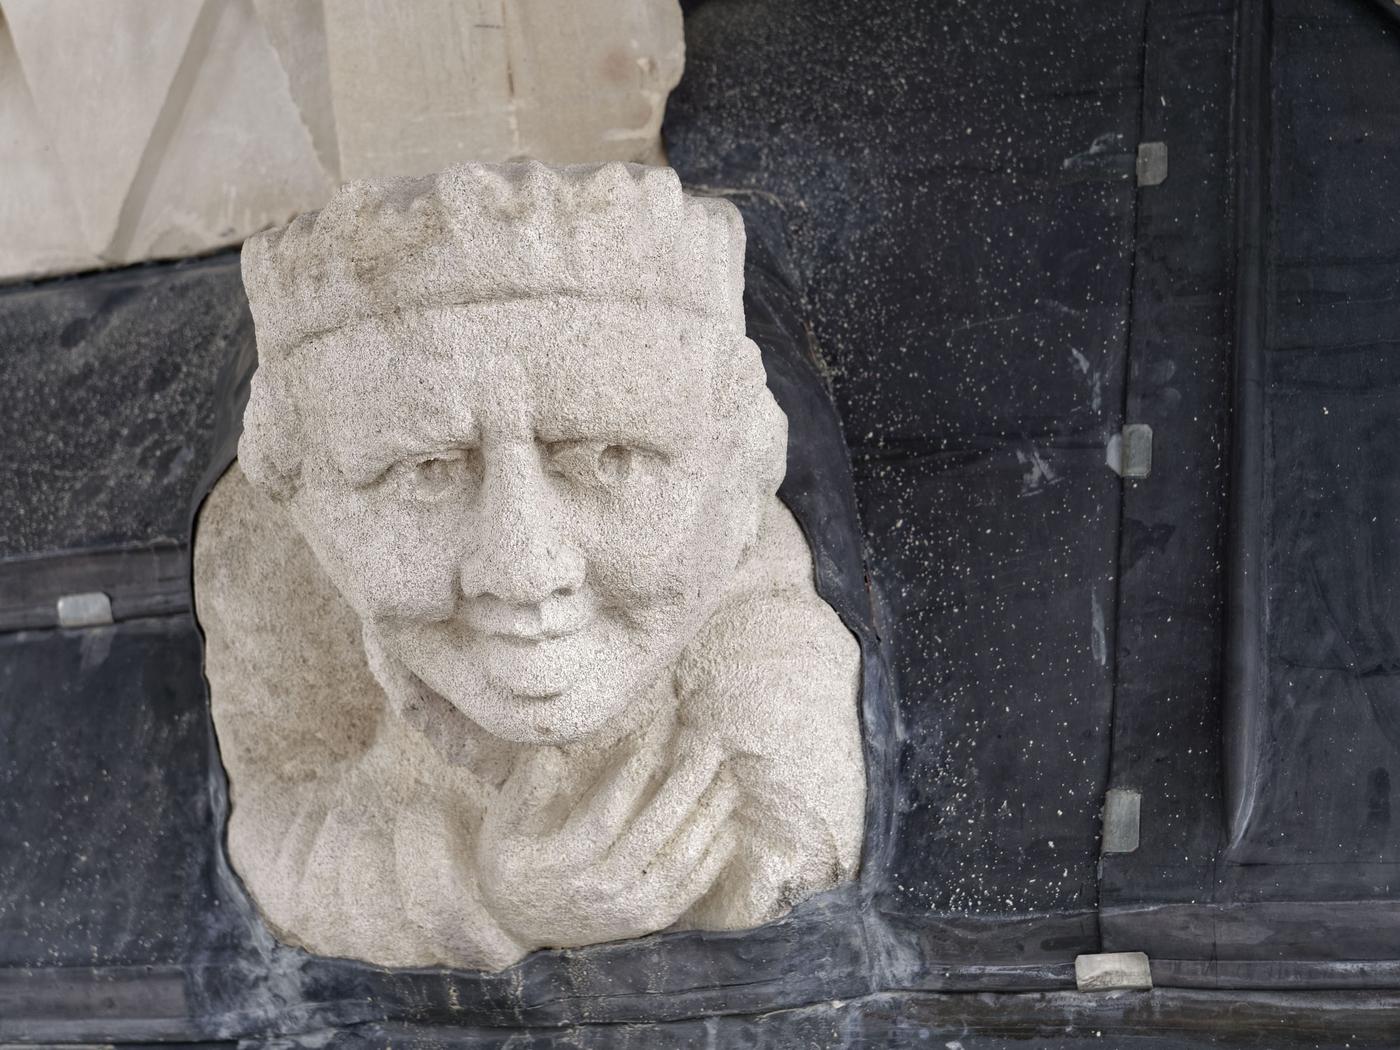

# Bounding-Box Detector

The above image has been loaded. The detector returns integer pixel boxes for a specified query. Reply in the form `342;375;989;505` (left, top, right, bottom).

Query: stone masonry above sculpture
194;162;865;971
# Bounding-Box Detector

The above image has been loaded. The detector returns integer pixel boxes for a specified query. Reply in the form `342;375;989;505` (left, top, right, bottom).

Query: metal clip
1107;424;1153;479
1076;951;1153;992
1101;788;1141;854
56;592;114;628
1136;142;1168;186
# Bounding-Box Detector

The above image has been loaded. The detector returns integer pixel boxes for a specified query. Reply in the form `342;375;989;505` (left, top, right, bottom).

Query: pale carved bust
194;162;865;971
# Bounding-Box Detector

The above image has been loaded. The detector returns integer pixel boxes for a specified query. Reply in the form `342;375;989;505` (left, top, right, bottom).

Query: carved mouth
485;625;582;646
380;614;590;713
468;600;594;645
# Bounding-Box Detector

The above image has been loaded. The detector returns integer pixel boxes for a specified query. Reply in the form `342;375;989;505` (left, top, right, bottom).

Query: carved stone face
285;297;778;745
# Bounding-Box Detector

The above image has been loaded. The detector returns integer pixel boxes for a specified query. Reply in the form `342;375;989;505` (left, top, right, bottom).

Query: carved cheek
379;515;465;619
580;476;717;612
299;488;461;620
367;502;469;619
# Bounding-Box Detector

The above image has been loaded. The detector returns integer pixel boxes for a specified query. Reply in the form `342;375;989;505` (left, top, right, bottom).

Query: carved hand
476;737;740;951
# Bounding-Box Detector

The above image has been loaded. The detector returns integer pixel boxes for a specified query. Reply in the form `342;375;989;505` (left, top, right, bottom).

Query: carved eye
399;449;479;501
545;441;636;487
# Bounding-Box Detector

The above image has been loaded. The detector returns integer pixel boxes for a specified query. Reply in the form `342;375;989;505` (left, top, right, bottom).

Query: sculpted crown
240;161;747;358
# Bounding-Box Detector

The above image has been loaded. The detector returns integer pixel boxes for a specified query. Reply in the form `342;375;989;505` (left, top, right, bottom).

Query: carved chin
411;666;641;748
476;631;594;700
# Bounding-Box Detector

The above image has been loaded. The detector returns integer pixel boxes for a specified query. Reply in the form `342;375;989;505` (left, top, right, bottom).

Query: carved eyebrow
534;395;695;447
532;425;682;457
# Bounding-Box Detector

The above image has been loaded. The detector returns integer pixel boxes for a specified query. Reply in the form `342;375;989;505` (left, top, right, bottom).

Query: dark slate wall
1244;0;1400;868
1100;0;1400;969
665;0;1147;916
0;257;254;558
5;0;1400;1042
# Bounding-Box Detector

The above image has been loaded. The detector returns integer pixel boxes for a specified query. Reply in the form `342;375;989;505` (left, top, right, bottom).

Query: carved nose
481;530;585;606
462;455;585;607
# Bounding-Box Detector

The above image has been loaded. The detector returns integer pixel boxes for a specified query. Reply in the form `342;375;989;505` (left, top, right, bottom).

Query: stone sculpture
194;161;865;971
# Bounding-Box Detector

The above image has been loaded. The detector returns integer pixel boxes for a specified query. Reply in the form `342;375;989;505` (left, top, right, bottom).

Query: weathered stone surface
3;0;206;259
122;0;334;264
250;0;341;177
0;10;89;279
194;162;864;970
0;0;684;282
323;0;683;180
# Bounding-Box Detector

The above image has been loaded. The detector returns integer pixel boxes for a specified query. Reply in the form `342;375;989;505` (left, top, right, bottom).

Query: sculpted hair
238;161;778;501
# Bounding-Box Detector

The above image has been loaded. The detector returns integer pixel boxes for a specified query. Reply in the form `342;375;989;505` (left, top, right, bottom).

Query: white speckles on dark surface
669;0;1141;914
0;253;252;558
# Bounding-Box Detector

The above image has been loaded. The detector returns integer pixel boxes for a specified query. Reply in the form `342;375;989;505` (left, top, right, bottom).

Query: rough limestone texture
0;0;683;282
194;162;865;971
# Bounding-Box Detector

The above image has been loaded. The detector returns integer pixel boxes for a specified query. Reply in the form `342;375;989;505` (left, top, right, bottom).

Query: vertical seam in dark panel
1100;0;1155;890
1223;0;1274;852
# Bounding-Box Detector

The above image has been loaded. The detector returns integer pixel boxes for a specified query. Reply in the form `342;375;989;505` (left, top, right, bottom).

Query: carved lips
465;592;594;645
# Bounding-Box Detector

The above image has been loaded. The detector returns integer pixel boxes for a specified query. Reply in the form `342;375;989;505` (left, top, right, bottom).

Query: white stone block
322;0;684;180
4;0;205;259
0;0;684;281
0;13;93;277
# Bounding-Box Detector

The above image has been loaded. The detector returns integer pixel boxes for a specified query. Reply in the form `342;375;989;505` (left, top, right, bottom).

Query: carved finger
494;746;565;835
613;742;726;863
561;742;656;853
650;772;741;876
674;825;741;911
620;817;739;936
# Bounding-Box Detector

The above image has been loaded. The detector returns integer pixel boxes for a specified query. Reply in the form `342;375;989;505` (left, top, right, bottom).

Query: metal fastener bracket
56;592;114;628
1136;142;1168;186
1101;788;1141;854
1075;951;1153;992
1107;423;1153;478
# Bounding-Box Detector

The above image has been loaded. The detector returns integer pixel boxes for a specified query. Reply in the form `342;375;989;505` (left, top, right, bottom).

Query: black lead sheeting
1097;0;1240;953
0;257;252;560
667;0;1144;924
3;0;1400;1043
1102;0;1400;970
1236;0;1400;869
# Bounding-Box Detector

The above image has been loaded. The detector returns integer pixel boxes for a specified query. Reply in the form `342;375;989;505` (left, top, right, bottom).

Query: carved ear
238;364;303;503
756;388;789;496
725;336;788;497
